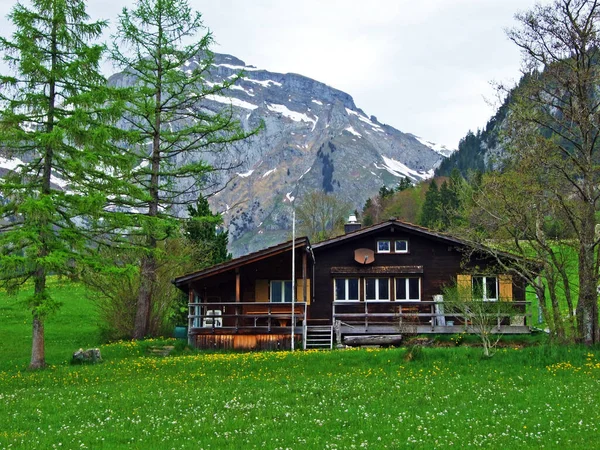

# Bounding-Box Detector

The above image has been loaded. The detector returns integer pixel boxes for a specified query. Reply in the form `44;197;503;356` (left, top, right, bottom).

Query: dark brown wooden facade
173;220;531;350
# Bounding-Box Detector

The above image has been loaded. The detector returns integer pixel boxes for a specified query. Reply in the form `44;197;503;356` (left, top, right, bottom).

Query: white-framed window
472;276;498;301
395;240;409;253
271;280;293;303
377;240;391;253
365;277;390;301
334;278;359;301
395;277;420;300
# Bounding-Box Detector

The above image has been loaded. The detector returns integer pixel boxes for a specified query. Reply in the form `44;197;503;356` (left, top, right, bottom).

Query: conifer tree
110;0;260;339
419;179;441;229
184;196;231;269
0;0;130;368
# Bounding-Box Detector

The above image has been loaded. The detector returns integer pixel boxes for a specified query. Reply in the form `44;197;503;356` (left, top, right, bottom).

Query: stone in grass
72;348;102;364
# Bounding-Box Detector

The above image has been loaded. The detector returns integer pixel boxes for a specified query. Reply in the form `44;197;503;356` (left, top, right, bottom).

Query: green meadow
1;283;600;449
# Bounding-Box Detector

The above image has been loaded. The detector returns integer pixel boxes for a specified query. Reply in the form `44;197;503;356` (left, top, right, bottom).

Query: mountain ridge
6;52;453;257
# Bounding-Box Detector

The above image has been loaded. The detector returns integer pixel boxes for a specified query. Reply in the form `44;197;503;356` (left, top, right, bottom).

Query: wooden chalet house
173;217;532;350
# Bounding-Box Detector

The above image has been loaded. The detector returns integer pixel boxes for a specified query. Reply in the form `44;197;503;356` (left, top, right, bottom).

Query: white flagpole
291;209;296;351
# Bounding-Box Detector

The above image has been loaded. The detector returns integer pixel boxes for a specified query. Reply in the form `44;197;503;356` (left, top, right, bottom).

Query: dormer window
395;240;408;253
377;240;391;253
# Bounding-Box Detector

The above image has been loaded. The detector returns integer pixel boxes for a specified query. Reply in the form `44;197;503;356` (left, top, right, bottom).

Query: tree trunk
547;278;565;341
133;253;156;339
133;30;163;340
30;313;46;370
577;199;599;344
30;272;47;370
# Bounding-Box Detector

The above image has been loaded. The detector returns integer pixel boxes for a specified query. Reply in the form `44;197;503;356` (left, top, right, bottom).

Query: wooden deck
188;301;307;350
186;300;531;350
332;300;532;336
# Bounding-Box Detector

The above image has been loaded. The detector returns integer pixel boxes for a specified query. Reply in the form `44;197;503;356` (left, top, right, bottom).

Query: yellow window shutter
457;274;472;300
297;279;311;305
255;279;269;302
499;275;513;301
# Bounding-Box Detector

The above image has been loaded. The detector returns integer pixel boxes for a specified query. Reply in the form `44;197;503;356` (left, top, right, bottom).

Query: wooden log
343;334;403;347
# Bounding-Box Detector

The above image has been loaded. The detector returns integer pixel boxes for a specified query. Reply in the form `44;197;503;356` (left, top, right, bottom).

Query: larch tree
0;0;131;368
505;0;600;343
110;0;261;339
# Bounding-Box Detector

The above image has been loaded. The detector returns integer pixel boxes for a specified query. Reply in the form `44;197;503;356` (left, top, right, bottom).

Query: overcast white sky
0;0;544;148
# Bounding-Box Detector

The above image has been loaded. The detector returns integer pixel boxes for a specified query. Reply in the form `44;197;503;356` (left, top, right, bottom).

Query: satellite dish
354;248;375;265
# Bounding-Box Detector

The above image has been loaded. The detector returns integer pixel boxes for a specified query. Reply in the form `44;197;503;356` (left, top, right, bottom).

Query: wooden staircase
304;325;334;350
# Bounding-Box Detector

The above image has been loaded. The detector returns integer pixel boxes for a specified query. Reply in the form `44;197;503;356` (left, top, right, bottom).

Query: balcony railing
332;300;532;332
188;301;307;335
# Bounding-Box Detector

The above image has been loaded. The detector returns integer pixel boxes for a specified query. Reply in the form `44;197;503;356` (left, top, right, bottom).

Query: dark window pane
366;278;376;300
335;279;345;300
379;279;389;300
396;278;407;300
284;281;293;303
408;278;420;300
271;281;282;302
348;279;359;300
396;240;408;252
378;241;390;252
486;277;498;300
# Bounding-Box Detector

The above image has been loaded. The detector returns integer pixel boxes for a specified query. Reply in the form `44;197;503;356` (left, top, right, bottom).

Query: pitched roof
312;219;468;250
172;236;310;288
312;219;535;267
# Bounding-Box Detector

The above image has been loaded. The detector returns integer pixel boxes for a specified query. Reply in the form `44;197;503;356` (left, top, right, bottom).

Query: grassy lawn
2;284;600;449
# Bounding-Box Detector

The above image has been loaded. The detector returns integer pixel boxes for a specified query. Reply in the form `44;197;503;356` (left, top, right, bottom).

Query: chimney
344;214;361;234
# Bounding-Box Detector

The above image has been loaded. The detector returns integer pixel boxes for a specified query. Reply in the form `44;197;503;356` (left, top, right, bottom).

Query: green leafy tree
0;0;130;369
110;0;261;339
184;196;231;268
296;191;351;243
504;0;600;343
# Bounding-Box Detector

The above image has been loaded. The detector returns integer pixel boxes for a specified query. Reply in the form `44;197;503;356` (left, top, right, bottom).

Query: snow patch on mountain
298;167;311;180
237;169;254;178
212;63;261;71
205;94;258;110
345;126;362;137
262;168;276;178
228;84;255;96
376;156;433;181
0;156;70;188
0;156;24;172
244;78;282;88
266;103;316;128
413;135;456;157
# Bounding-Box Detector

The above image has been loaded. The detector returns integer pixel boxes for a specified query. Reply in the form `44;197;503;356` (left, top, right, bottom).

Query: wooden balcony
332;300;532;336
188;301;306;333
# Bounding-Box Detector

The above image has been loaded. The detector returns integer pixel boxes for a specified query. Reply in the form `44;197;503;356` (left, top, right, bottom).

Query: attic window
377;240;390;253
395;240;408;253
